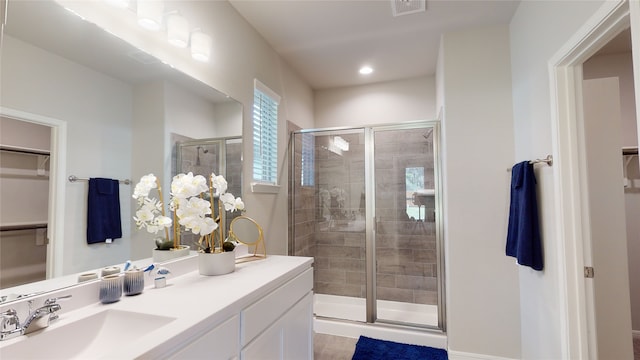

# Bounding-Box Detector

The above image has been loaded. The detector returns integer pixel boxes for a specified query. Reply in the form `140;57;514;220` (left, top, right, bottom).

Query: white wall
130;82;167;258
214;102;244;138
57;0;314;255
509;0;607;358
165;82;219;140
437;25;520;358
0;35;133;274
314;76;436;127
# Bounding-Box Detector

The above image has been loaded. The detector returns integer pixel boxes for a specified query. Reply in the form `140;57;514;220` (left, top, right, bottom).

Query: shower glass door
290;122;443;331
371;125;441;328
291;128;367;322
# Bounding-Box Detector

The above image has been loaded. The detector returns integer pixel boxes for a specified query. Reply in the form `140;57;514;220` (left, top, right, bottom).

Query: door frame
548;0;639;357
0;107;68;279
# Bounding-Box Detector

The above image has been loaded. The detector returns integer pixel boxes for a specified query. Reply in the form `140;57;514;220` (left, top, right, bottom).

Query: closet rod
68;175;131;185
623;147;638;156
0;145;50;156
0;223;48;232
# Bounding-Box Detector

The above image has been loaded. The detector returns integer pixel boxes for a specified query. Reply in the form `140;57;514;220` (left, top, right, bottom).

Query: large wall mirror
0;0;242;300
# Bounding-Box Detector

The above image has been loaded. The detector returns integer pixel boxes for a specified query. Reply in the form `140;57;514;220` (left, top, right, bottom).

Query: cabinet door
169;315;240;360
241;292;313;360
283;292;313;360
241;320;282;360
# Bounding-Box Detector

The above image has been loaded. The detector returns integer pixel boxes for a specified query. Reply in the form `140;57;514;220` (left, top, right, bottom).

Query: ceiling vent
391;0;426;17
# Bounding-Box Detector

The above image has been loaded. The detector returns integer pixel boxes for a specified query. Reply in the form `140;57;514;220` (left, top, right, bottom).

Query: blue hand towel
87;178;122;244
506;161;543;270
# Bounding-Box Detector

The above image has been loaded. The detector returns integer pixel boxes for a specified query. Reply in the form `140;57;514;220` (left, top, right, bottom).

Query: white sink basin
0;309;175;359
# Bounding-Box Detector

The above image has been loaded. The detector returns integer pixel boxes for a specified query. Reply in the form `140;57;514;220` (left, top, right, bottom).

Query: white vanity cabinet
0;256;313;360
241;269;313;360
165;260;313;360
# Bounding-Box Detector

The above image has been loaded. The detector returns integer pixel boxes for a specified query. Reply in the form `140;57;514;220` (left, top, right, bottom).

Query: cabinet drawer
241;268;313;346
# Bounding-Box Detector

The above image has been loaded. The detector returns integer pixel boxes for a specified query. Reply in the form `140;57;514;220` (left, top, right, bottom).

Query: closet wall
0;116;51;288
583;44;639;332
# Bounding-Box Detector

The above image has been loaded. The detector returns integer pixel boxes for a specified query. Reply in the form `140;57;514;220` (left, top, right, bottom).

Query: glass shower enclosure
290;122;444;331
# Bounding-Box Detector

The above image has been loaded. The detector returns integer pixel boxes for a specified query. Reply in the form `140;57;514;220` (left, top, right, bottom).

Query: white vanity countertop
0;255;313;359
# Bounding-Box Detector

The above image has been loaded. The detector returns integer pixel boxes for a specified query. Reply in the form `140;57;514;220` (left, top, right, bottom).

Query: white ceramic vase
198;250;235;276
152;244;190;263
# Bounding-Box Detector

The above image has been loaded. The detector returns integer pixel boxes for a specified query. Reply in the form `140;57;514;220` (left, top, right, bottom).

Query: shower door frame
290;120;446;332
176;136;242;180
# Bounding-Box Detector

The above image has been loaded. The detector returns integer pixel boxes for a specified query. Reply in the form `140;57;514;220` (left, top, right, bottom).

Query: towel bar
507;155;553;172
68;175;131;185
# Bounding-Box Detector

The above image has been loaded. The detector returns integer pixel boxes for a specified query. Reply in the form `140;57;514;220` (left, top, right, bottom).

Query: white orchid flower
180;215;218;236
234;197;245;211
136;171;246;240
171;172;209;199
154;216;172;228
176;197;212;219
211;173;228;195
132;173;157;200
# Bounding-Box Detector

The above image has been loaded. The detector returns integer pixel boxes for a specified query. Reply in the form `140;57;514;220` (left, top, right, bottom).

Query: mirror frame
228;216;266;262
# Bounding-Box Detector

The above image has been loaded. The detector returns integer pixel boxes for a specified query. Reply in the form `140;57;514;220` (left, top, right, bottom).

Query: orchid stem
155;179;170;244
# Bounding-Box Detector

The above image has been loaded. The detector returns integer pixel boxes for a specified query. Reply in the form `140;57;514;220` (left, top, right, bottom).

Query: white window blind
253;79;280;184
301;133;315;187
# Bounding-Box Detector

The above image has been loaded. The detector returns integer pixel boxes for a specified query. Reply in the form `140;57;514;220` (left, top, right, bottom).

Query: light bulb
167;14;189;48
359;66;373;75
191;31;212;62
137;0;164;31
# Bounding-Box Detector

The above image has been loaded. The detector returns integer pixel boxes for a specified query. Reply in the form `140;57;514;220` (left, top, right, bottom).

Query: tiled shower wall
291;128;438;306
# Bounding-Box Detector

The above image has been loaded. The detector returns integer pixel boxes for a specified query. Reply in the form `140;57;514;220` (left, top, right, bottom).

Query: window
301;133;315;187
252;79;280;184
405;166;425;219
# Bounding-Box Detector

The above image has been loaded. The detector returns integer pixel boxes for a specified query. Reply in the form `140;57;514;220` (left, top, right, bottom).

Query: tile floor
316;332;640;359
314;333;358;360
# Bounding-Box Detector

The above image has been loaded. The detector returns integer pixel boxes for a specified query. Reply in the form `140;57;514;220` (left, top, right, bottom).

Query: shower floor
314;294;438;327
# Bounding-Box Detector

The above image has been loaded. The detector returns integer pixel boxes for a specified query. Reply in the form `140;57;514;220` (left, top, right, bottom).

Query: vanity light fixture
167;13;189;48
191;31;212;62
334;136;350;151
137;0;164;31
359;66;374;75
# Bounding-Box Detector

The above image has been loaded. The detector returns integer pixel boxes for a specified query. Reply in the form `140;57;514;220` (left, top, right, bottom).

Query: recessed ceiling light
359;66;373;75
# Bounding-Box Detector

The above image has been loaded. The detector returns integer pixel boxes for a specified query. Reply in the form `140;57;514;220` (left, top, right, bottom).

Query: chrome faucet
0;295;71;340
0;309;21;340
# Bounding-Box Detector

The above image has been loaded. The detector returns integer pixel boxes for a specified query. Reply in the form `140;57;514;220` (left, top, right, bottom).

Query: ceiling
229;0;521;90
